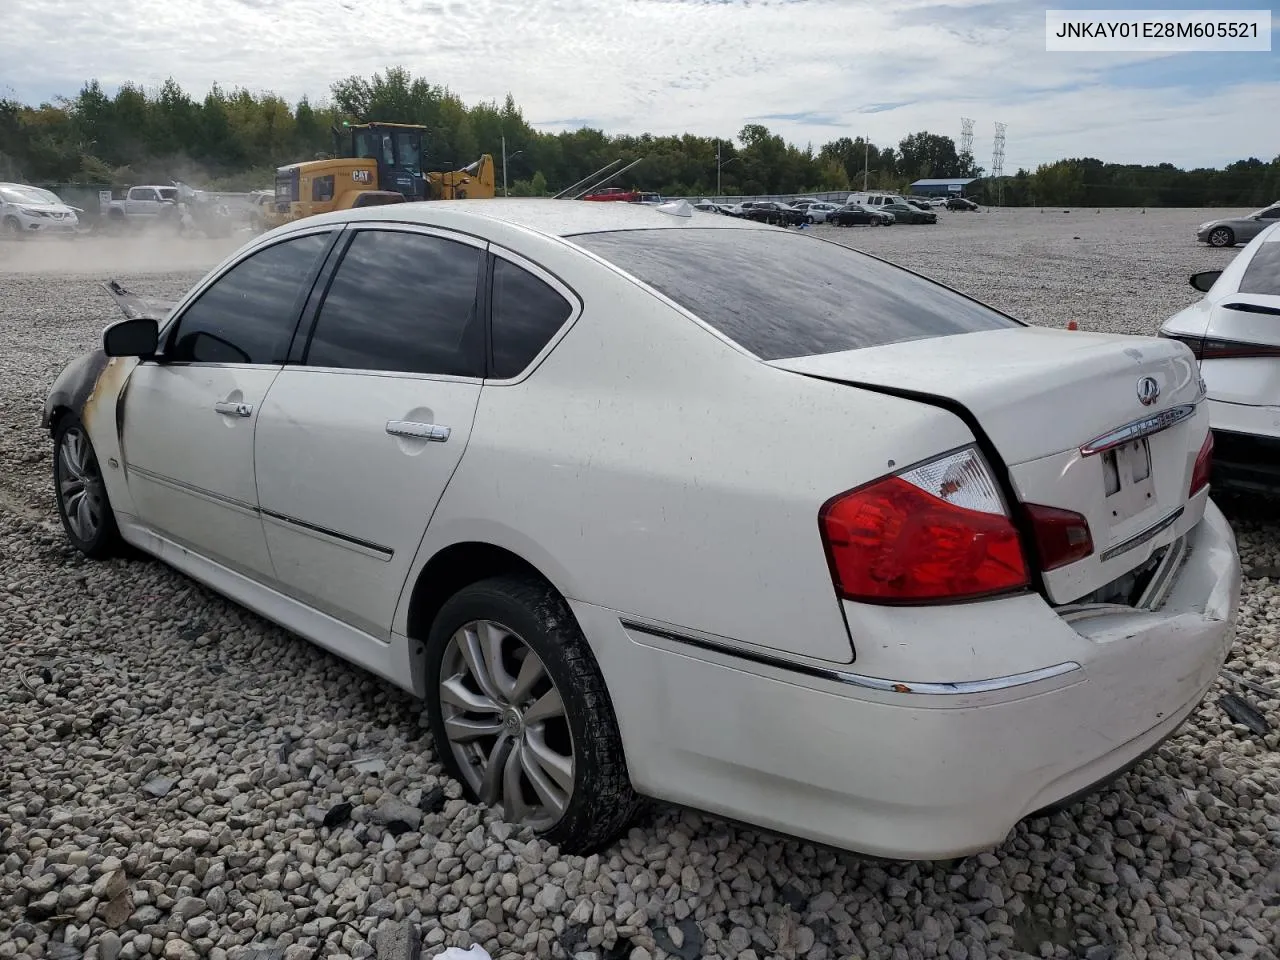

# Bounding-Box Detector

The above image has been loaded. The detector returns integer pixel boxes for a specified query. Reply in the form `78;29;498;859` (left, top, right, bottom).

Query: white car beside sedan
0;182;80;238
1160;220;1280;495
44;199;1239;860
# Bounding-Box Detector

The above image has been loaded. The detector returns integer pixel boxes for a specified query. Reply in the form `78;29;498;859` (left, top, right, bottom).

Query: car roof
277;197;770;239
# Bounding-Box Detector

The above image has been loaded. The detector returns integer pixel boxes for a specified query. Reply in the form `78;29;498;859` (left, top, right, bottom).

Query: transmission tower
991;122;1007;205
960;118;974;159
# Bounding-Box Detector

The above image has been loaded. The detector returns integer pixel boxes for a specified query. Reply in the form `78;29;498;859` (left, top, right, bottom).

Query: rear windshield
571;228;1021;360
1239;240;1280;297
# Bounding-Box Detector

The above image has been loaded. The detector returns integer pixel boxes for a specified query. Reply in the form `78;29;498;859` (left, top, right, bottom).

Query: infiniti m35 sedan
44;199;1240;859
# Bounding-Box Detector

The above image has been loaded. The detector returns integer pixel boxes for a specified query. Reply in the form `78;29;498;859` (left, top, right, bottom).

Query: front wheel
1207;227;1235;248
2;216;24;240
52;413;123;559
424;575;639;853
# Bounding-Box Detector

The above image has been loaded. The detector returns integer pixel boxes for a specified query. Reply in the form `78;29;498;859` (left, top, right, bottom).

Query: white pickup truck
103;185;181;227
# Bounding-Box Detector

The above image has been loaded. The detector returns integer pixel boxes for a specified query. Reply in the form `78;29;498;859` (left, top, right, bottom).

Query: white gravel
1;211;1278;960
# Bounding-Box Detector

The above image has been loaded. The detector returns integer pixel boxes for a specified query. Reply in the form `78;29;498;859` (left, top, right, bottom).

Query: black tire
1207;227;1235;248
424;574;639;853
52;412;124;559
3;216;24;240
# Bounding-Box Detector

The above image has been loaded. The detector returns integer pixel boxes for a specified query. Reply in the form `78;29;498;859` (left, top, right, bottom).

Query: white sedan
44;199;1240;860
798;201;841;223
1160;220;1280;494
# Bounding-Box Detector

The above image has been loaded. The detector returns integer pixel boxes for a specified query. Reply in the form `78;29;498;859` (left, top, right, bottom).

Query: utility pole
502;135;508;198
716;141;721;197
863;137;869;191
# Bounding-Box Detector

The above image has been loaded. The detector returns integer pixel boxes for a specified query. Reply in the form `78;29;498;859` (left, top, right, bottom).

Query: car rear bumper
574;500;1240;860
1206;398;1280;493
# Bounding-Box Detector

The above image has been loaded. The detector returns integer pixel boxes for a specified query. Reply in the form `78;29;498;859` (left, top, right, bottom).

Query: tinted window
1239;242;1280;297
166;232;331;364
571;229;1021;360
491;258;574;377
1260;207;1280;220
305;230;483;376
313;176;334;202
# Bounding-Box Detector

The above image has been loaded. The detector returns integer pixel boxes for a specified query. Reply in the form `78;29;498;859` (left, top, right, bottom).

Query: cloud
1;0;1275;169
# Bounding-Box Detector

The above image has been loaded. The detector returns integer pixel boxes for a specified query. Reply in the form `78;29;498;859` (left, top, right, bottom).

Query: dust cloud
0;234;246;277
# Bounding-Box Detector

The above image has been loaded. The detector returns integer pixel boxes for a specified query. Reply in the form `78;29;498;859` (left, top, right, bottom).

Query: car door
252;224;487;637
119;227;338;580
126;188;156;218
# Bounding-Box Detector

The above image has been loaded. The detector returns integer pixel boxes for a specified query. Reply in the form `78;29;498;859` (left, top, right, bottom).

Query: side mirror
1189;270;1222;293
103;316;159;358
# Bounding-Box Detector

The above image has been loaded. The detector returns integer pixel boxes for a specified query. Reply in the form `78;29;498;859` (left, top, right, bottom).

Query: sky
2;0;1277;171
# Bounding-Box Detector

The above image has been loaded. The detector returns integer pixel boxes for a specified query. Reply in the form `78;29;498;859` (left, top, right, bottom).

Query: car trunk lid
770;327;1210;605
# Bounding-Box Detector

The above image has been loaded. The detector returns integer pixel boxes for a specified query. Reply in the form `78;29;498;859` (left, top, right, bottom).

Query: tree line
1;67;1277;208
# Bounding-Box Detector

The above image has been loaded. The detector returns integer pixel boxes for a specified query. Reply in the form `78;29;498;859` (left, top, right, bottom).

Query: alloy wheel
57;425;104;542
438;619;575;831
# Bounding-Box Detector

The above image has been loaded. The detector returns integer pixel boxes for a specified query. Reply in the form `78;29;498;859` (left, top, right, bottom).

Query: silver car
1196;202;1280;247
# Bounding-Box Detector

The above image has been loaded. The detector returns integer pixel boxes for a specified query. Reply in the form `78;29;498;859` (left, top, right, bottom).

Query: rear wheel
1208;227;1235;248
52;413;123;559
424;575;638;853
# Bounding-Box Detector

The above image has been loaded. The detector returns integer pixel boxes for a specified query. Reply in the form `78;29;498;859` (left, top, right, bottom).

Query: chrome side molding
619;618;1082;695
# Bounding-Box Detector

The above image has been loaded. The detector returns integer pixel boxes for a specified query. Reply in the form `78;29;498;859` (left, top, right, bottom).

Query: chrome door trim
126;464;259;519
260;508;394;561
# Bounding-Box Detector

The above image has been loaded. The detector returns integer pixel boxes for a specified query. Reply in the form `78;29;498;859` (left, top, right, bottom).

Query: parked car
800;201;842;223
829;204;894;227
881;202;938;224
906;200;934;212
741;200;805;226
44;199;1237;861
1196;203;1280;247
0;183;81;238
1159;220;1280;494
947;196;980;211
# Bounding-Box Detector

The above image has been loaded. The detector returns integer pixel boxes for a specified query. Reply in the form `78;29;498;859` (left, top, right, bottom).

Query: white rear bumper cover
575;500;1240;860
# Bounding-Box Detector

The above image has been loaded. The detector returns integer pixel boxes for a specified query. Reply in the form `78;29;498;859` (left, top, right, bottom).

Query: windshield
395;132;422;175
571;228;1021;360
0;185;59;205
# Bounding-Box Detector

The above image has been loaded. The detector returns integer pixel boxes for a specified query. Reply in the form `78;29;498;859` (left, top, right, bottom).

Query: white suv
0;183;80;238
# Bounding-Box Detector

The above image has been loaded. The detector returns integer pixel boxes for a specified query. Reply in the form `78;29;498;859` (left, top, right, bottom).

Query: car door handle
214;401;253;418
386;420;450;442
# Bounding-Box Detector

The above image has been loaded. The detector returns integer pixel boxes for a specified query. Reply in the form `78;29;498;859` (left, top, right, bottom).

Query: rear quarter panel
399;229;977;664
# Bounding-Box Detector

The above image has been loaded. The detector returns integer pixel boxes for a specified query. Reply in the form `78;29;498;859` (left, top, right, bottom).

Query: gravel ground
2;210;1278;960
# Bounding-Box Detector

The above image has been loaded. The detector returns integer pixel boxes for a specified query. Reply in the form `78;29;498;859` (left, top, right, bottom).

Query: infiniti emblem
1137;376;1160;406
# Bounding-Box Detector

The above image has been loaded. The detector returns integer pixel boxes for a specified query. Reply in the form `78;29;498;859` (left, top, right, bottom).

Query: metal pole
863;137;869;191
717;142;721;197
502;135;509;198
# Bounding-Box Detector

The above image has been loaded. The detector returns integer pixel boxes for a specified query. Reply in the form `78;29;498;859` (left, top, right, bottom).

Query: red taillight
1024;503;1094;571
1190;431;1213;496
819;446;1030;604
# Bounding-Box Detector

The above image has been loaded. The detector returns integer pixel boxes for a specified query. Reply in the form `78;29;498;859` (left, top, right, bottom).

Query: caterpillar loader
264;121;496;229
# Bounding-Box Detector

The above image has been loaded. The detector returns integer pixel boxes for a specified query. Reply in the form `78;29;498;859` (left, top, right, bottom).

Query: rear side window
304;229;483;377
571;229;1020;360
166;231;332;364
1239;241;1280;296
490;257;574;378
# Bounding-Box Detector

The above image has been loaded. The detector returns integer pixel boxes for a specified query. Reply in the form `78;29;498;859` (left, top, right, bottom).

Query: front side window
313;175;335;202
304;230;483;377
571;228;1021;361
165;232;332;364
1238;242;1280;297
133;189;158;202
1258;207;1280;220
490;258;574;378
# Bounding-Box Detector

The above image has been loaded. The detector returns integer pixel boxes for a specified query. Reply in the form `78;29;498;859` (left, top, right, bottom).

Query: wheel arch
402;539;576;649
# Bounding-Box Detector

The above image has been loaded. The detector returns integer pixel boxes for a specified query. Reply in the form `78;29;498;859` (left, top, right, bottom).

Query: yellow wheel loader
264;122;496;229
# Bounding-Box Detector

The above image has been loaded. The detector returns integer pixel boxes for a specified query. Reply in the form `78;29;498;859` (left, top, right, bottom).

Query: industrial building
909;177;979;197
